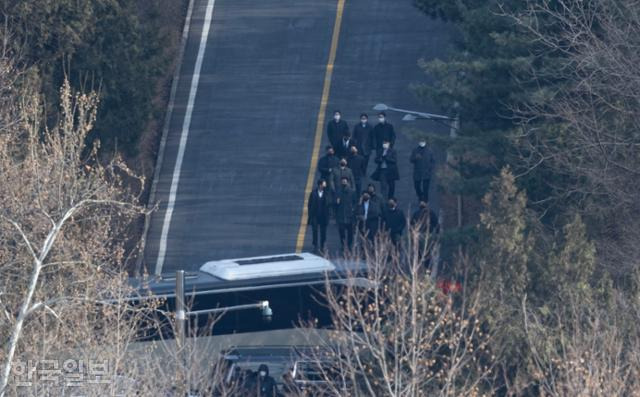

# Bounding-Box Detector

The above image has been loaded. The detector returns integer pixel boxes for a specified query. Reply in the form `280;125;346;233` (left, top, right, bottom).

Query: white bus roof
199;252;335;281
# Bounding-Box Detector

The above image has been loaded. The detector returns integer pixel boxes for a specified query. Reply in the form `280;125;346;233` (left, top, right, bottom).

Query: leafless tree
298;228;495;396
506;0;640;276
0;77;239;395
523;292;640;397
0;77;150;394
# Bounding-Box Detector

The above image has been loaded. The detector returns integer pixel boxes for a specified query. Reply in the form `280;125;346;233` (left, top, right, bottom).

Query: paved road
143;0;451;274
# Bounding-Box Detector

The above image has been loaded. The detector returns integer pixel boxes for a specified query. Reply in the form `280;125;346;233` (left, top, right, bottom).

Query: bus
130;252;370;337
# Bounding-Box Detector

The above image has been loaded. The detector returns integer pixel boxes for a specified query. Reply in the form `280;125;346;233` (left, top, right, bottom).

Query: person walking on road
410;138;435;202
317;145;339;188
373;112;396;152
366;184;384;218
308;179;331;253
337;130;357;159
255;364;277;397
347;146;366;195
411;200;439;268
332;158;354;193
382;197;406;246
327;110;349;149
356;191;383;243
335;176;357;251
353;113;374;169
371;139;399;199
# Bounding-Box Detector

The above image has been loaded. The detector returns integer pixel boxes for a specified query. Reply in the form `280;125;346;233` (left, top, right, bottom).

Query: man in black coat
411;201;440;268
317;145;339;186
382;197;406;246
335;176;357;251
366;183;384;218
371;140;399;199
255;364;277;397
373;112;396;153
356;190;383;242
307;179;331;252
410;138;435;202
411;200;439;235
353;113;374;169
327;110;349;149
336;131;358;159
347;146;366;195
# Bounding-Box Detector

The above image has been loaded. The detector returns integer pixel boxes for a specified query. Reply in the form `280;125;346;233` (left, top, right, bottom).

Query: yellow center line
295;0;346;253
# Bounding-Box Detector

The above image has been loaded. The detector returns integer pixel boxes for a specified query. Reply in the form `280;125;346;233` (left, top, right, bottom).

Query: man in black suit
411;200;439;236
356;191;383;243
327;110;349;149
410;200;439;268
347;146;366;195
410;138;435;202
317;145;339;187
353;113;374;169
371;139;399;199
382;197;406;246
336;131;357;159
373;112;396;153
335;176;357;251
307;179;331;252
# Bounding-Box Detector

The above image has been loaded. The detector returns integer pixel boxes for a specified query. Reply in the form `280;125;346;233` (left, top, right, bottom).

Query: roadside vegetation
403;0;640;394
0;0;188;169
1;0;639;395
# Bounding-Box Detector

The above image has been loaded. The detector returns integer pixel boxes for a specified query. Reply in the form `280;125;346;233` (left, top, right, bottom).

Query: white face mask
419;141;426;147
378;117;385;123
334;115;341;121
382;143;390;149
361;119;367;125
259;371;266;377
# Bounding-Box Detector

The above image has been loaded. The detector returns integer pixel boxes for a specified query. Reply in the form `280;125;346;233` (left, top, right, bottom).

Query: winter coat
317;154;339;183
332;166;355;192
411;207;439;235
347;153;367;181
383;207;406;238
335;187;357;224
353;122;375;156
371;148;400;181
327;119;349;149
373;122;396;151
410;146;435;181
336;136;358;159
307;189;331;226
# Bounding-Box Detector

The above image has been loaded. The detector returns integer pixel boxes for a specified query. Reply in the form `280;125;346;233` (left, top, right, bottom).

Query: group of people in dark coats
308;110;436;253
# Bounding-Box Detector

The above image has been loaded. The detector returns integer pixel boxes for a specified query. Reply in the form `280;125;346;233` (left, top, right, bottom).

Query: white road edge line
155;0;216;275
137;0;194;276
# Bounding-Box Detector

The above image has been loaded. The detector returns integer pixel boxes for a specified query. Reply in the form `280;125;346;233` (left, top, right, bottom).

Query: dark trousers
354;178;363;197
359;219;379;242
414;178;431;202
311;222;327;250
363;154;370;172
338;223;354;250
379;170;395;199
390;232;402;247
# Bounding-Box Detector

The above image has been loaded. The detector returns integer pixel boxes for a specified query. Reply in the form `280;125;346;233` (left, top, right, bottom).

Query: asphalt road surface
143;0;452;274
